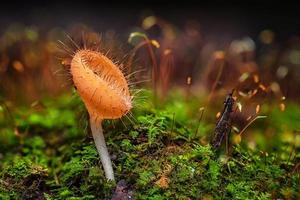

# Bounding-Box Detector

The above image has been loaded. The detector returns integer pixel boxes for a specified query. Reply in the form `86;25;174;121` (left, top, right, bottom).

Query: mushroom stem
90;118;115;181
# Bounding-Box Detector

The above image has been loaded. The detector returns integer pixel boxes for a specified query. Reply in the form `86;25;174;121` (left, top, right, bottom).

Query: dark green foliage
0;137;48;199
0;91;299;199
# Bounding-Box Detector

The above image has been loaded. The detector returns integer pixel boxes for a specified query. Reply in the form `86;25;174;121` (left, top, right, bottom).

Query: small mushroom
70;49;132;180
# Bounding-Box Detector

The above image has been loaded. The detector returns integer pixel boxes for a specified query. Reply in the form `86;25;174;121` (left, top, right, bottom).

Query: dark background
0;1;300;41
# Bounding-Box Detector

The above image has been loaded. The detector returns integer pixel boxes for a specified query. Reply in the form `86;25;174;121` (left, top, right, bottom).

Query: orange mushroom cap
71;50;132;122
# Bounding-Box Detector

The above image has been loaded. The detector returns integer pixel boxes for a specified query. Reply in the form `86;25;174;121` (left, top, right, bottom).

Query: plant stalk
90;118;115;181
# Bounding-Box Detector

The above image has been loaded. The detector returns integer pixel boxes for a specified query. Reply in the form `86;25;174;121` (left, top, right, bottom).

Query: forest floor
0;90;299;200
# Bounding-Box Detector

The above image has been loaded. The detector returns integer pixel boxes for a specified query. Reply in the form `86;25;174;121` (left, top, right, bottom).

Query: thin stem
207;58;225;104
238;115;267;136
90;118;115;181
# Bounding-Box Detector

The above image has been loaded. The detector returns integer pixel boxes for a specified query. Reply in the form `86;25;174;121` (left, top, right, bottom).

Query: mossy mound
0;91;299;199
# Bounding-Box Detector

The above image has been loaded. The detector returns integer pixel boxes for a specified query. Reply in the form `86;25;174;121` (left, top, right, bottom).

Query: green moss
0;128;18;152
0;155;48;199
0;91;299;199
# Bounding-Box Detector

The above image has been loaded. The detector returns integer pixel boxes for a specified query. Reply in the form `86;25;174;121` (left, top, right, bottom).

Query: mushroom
70;49;132;180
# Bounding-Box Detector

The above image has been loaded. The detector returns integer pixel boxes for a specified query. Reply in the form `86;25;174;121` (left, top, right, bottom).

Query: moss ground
0;90;299;199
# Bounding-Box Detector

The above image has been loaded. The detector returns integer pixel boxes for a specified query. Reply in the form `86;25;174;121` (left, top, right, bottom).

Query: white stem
90;118;115;181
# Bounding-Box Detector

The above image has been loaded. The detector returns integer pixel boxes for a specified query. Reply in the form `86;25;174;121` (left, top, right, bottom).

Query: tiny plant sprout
70;49;132;180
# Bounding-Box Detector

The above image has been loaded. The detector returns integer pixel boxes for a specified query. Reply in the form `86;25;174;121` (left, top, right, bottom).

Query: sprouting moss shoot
71;49;132;180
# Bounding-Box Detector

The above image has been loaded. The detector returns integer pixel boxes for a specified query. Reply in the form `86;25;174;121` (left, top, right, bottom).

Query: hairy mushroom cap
71;49;132;122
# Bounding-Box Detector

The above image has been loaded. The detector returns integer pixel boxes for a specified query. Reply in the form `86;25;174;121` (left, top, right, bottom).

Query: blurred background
1;1;300;104
1;0;300;150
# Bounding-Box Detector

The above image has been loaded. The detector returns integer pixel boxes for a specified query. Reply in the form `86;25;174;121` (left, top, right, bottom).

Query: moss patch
0;91;299;199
